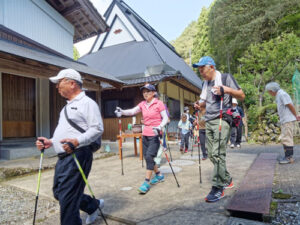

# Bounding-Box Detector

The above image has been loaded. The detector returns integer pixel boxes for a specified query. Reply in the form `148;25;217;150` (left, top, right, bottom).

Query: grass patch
272;192;292;199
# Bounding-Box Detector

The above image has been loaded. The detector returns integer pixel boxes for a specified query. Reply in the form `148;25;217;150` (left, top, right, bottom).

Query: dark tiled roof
81;0;202;89
101;72;178;89
0;39;123;86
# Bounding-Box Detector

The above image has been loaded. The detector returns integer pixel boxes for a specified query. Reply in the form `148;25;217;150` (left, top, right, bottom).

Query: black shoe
205;186;224;202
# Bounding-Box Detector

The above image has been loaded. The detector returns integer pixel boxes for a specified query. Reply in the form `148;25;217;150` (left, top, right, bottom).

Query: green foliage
73;46;80;60
171;21;197;65
174;0;300;135
237;32;300;106
278;12;300;36
191;7;212;65
248;103;277;130
206;0;300;73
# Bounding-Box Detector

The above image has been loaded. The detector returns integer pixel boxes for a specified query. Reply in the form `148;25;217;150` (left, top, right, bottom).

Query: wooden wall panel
3;121;35;137
2;73;36;137
49;83;66;136
102;114;142;141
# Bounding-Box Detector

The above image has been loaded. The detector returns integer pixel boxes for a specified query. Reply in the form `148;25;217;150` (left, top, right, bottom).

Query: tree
207;0;300;74
73;46;80;60
236;32;300;107
192;7;213;65
171;21;197;65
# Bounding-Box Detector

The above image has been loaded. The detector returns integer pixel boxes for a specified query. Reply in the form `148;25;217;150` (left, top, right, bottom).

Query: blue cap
192;56;216;68
140;83;156;91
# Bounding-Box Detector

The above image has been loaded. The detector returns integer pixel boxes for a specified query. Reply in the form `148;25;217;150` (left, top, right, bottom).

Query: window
167;98;180;119
103;99;134;118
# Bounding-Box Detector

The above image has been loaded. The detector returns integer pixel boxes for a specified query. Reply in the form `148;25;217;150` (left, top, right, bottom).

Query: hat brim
192;62;205;68
49;76;60;83
140;87;155;91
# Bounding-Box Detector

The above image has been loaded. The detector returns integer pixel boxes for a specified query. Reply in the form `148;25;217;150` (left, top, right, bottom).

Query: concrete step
0;144;56;160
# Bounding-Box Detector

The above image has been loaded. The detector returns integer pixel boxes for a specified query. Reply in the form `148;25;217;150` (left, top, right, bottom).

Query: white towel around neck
199;70;222;103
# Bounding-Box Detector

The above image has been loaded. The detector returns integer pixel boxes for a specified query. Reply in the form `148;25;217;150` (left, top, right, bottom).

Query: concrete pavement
1;143;300;224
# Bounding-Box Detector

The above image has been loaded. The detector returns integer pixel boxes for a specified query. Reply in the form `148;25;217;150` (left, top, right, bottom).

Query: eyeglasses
57;78;70;85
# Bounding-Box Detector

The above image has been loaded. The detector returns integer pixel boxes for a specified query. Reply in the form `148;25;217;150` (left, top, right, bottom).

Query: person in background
115;84;169;194
265;82;300;164
230;98;244;148
194;109;208;160
178;113;191;153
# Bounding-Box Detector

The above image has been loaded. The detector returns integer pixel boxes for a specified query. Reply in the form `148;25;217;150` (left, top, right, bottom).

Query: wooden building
0;0;123;159
79;0;203;140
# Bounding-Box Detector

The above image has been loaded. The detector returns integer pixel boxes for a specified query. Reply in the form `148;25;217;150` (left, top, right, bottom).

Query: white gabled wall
92;4;144;52
1;0;74;58
102;16;135;48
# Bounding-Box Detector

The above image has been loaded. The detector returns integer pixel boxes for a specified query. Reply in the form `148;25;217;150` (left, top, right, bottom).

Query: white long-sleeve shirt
51;92;103;154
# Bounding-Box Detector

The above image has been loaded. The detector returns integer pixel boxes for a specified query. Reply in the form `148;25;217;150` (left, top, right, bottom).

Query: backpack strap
64;106;85;133
221;73;232;107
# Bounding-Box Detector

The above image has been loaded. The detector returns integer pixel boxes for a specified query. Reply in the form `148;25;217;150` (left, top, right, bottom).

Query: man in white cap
35;68;104;225
266;82;300;164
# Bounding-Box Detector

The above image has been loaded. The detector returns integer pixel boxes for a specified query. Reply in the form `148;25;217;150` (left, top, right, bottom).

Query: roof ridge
117;0;178;55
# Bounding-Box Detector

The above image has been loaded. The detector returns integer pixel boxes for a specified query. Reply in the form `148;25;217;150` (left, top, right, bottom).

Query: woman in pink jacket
115;84;169;194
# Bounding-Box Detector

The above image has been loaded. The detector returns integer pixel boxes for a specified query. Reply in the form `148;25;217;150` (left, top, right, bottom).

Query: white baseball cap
232;98;238;105
49;68;83;84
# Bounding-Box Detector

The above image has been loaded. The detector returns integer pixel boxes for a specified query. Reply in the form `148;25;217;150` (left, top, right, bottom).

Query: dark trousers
199;129;208;158
180;132;190;149
142;136;160;170
236;123;243;145
53;147;98;225
230;127;237;145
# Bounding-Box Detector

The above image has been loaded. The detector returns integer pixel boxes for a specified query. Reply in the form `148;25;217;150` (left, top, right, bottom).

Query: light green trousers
206;118;231;188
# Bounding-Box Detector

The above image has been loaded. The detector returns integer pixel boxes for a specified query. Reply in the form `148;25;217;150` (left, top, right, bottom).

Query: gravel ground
0;184;59;225
272;202;300;225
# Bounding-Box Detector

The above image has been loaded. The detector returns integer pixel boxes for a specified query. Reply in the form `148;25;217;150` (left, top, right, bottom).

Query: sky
75;0;214;57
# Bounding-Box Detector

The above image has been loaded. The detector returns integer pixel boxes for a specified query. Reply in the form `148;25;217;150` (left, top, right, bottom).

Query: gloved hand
152;126;161;136
114;107;123;118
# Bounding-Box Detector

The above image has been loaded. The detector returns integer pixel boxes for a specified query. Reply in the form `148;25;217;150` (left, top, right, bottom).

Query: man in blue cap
193;56;245;202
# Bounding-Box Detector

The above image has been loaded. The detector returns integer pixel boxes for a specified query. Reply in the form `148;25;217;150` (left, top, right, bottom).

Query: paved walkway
0;143;299;225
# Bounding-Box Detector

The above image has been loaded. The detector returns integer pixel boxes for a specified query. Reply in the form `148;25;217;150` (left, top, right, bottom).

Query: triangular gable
91;3;144;52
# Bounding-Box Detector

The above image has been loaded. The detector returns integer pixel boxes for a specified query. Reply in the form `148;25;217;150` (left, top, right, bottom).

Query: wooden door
2;74;36;138
49;82;66;136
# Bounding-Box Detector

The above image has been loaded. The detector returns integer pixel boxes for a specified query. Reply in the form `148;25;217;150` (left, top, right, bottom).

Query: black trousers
236;123;243;145
199;129;208;158
142;136;160;170
53;147;98;225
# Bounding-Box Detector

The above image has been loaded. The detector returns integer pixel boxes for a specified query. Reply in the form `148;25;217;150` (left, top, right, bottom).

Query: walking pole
157;129;180;188
142;144;144;168
217;94;224;185
195;111;202;184
117;109;124;175
33;140;45;225
191;130;194;157
71;152;108;225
